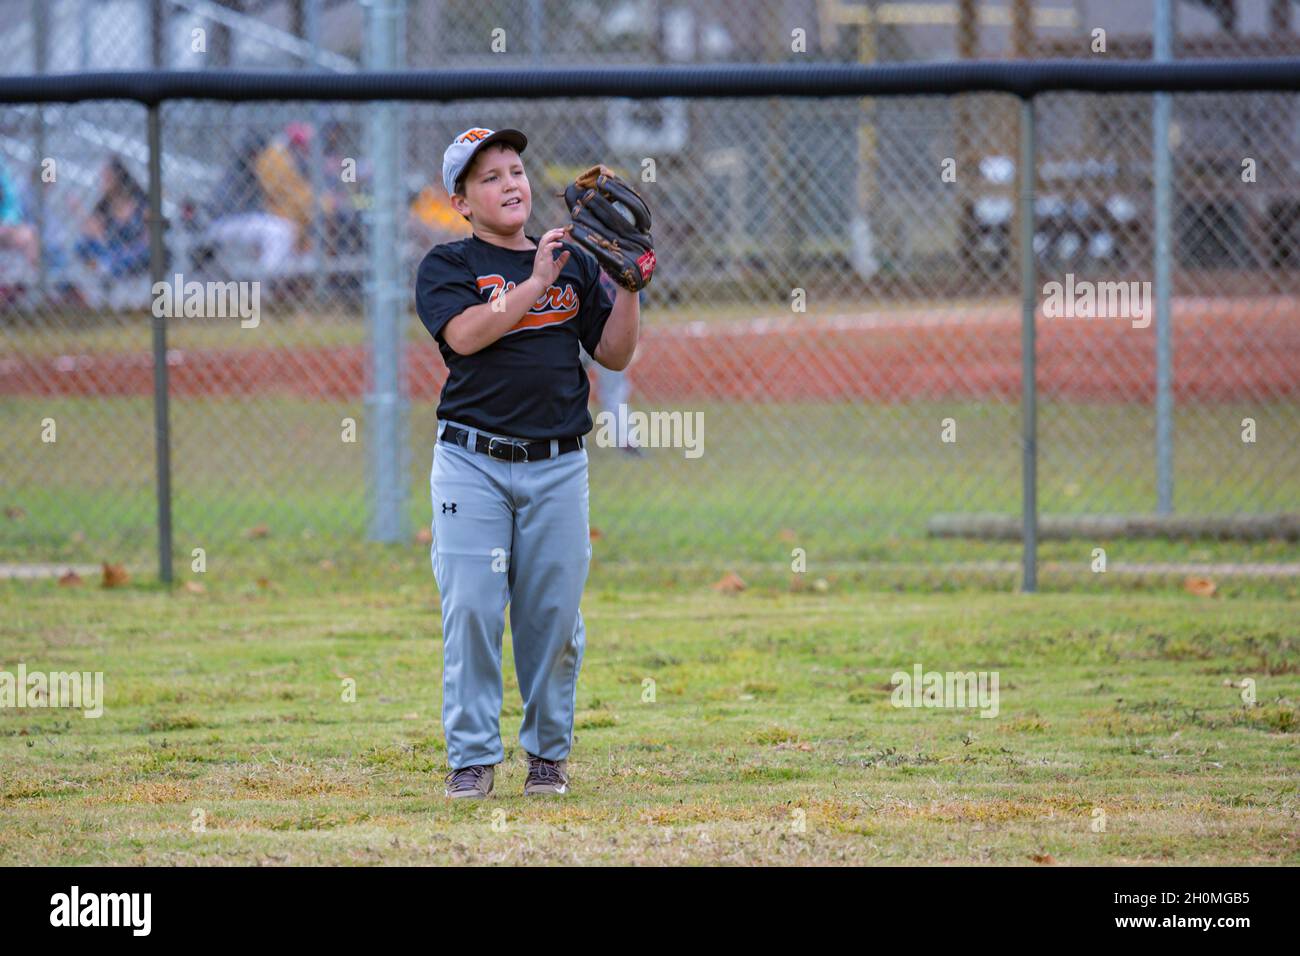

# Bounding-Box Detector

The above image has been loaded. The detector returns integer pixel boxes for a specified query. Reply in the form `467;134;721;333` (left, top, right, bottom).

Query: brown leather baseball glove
561;164;656;292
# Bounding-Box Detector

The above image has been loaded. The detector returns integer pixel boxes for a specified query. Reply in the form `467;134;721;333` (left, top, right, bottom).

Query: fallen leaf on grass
101;563;129;588
711;572;746;593
183;581;206;594
57;570;82;586
1028;853;1057;865
589;527;604;540
244;524;270;540
414;527;433;546
777;528;798;543
1184;576;1217;598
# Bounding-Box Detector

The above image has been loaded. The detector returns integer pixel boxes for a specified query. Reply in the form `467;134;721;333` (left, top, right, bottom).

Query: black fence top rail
1;58;1298;105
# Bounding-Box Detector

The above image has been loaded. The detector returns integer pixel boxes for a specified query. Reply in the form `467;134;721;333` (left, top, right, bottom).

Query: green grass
0;296;1012;358
4;395;1298;583
0;570;1296;865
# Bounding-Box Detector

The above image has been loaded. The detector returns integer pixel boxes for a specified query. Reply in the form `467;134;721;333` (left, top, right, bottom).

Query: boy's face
453;145;530;233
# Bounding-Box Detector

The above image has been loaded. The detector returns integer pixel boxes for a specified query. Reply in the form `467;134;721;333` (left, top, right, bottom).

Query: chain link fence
10;1;1300;72
2;1;1298;586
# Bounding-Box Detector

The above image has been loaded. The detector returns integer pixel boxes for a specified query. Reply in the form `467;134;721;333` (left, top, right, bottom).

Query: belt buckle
487;436;528;462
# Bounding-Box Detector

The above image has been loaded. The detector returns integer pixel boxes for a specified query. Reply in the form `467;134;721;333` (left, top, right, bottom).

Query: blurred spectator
321;120;366;255
205;127;312;275
74;156;149;279
0;160;38;266
263;122;315;252
408;181;472;247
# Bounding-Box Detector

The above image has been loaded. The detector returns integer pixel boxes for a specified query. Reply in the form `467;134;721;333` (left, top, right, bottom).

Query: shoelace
527;757;565;783
446;765;487;791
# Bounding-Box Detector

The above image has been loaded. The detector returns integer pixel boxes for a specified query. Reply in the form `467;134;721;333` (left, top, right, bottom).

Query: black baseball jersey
416;233;614;440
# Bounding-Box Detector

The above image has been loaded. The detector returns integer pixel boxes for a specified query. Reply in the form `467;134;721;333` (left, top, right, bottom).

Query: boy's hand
531;227;571;287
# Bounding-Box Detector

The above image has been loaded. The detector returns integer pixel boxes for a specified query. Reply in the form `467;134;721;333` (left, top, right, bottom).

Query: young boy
415;127;640;798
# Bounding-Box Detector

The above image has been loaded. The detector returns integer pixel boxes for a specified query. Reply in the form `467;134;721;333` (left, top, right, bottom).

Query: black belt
440;424;584;462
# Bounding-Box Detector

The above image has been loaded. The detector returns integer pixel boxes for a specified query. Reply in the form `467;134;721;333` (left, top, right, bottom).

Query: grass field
1;568;1296;865
4;395;1298;577
4;340;1297;865
1;297;1019;358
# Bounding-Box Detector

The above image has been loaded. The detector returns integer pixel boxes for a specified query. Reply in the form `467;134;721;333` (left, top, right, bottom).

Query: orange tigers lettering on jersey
476;274;580;333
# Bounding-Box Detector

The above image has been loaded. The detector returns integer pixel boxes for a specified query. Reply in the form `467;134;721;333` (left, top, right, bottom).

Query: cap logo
456;128;493;145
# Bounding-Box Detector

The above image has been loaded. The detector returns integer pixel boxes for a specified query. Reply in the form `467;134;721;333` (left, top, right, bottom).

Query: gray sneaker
523;754;570;796
445;764;494;799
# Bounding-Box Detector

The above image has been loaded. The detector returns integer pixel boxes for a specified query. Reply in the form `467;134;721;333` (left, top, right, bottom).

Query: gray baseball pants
429;418;591;770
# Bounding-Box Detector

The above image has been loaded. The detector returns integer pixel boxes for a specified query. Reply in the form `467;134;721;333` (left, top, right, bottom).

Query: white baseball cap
442;127;528;197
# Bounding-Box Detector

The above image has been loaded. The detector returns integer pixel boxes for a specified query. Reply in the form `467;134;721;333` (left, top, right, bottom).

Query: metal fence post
1019;96;1038;593
1154;0;1175;515
364;0;408;543
147;103;174;584
31;0;48;300
306;0;327;302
